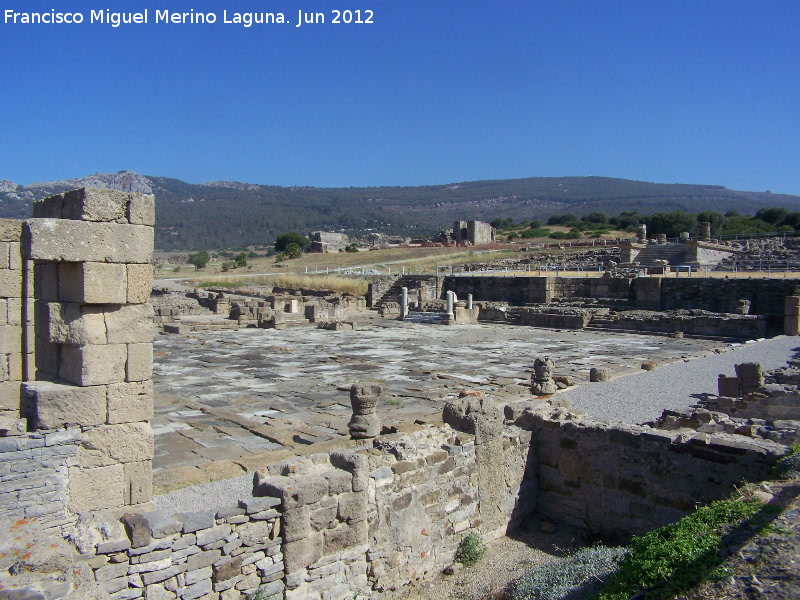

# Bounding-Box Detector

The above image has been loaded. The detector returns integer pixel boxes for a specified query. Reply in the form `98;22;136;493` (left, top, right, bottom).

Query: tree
189;251;210;270
275;232;310;252
582;211;609;225
234;252;248;268
547;213;580;226
284;243;302;259
756;207;789;225
345;243;359;253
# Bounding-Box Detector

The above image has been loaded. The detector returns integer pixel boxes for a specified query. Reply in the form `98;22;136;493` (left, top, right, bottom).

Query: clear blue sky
1;0;798;194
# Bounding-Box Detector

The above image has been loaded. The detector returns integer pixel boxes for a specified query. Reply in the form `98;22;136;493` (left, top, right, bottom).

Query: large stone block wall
0;219;33;435
514;406;785;541
443;275;797;333
20;188;156;514
659;278;797;328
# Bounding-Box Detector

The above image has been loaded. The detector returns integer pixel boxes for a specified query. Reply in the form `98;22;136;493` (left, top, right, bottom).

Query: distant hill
1;171;798;251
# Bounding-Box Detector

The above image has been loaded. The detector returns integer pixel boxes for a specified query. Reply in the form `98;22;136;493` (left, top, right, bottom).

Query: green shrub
455;532;486;567
509;545;626;600
773;445;800;479
598;499;761;600
520;228;551;239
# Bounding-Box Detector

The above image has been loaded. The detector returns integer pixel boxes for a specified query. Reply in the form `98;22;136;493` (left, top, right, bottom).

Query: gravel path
565;335;800;424
153;471;256;515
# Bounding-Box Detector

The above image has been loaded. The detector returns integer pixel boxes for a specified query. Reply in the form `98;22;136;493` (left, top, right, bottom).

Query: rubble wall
0;427;80;532
518;408;784;541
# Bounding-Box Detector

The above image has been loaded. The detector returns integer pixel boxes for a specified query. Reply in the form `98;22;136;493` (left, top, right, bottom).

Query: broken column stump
348;383;382;439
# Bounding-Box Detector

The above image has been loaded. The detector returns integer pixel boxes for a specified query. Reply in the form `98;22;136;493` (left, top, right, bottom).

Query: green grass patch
597;499;762;600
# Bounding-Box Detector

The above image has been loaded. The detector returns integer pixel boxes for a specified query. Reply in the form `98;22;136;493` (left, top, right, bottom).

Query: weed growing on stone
596;499;762;600
508;545;626;600
772;444;800;479
455;532;487;567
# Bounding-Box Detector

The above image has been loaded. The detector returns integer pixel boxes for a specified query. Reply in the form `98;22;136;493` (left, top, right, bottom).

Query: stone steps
403;312;447;324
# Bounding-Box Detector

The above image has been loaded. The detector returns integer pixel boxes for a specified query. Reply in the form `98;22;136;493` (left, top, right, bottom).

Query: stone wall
0;427;80;532
0;218;32;435
253;420;532;598
21;188;156;514
512;404;785;541
443;275;797;333
659;278;796;329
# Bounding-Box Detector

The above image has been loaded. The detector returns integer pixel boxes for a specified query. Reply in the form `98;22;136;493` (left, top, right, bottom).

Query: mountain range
1;171;798;251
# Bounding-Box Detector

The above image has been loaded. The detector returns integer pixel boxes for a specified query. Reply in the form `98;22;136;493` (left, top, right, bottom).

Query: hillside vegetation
1;171;798;250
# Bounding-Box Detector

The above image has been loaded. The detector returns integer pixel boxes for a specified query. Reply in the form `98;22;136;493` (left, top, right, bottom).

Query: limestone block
35;334;60;377
323;520;367;554
0;268;22;298
24;380;107;429
0;242;8;269
718;375;740;398
127;342;153;382
68;463;125;513
785;295;800;312
337;492;367;523
283;535;323;573
0;218;22;241
0;325;22;354
0;381;21;411
125;460;153;505
24;219;154;263
108;380;153;424
60;344;127;386
105;304;154;344
282;506;311;543
785;315;800;336
128;193;156;226
128;263;153;304
32;194;64;218
0;299;6;326
589;368;611;382
39;301;107;346
61;187;129;222
58;262;128;304
0;354;7;381
7;352;22;381
8;242;21;270
79;421;154;467
7;296;33;327
34;262;59;301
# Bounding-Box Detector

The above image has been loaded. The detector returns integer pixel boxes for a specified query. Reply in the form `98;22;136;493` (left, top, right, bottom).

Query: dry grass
190;273;370;296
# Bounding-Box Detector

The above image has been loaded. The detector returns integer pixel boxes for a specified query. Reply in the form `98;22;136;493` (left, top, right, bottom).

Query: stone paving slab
152;320;726;492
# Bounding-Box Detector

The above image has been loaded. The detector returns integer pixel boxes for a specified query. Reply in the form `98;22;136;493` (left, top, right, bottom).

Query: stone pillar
657;234;667;244
680;231;690;242
701;222;711;242
348;383;381;439
637;224;647;244
22;188;155;513
785;295;800;335
735;362;764;394
400;286;408;319
466;294;473;310
446;291;454;316
0;219;32;436
530;357;557;396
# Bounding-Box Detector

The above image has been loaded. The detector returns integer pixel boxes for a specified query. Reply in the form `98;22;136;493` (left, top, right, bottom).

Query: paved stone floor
152;319;720;493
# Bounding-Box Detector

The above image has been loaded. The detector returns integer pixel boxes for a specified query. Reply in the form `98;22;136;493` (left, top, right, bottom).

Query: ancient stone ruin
1;188;799;600
348;383;382;439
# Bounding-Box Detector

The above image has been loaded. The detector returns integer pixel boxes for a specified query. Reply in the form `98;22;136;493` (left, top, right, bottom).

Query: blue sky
1;0;798;194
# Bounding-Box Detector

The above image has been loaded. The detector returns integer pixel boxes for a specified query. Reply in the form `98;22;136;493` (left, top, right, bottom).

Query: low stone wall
703;391;800;422
513;405;786;541
613;311;767;339
80;498;283;600
519;307;601;329
0;428;79;532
